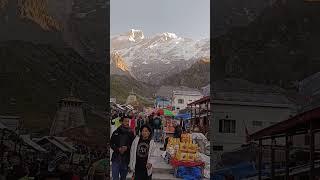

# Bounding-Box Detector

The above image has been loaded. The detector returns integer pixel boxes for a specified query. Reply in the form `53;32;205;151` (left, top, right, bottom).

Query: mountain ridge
111;29;209;84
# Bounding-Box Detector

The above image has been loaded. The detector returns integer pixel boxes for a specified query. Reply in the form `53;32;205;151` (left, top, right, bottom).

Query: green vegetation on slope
0;41;107;133
110;75;155;106
161;59;210;89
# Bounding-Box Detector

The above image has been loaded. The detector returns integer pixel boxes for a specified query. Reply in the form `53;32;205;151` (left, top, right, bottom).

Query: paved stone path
111;142;209;180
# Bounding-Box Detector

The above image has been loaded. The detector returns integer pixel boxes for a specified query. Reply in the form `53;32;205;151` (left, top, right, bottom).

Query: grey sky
110;0;210;40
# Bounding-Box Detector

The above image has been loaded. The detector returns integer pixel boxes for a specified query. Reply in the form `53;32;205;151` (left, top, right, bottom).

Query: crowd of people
110;111;187;180
0;143;107;180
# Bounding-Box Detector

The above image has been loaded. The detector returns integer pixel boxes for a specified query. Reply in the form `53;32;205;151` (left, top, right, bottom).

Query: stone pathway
111;142;209;180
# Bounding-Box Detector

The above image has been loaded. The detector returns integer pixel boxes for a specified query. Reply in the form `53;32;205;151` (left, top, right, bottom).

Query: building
154;96;171;109
172;90;203;111
126;89;137;105
0;115;21;131
187;96;210;137
50;93;85;136
249;106;320;180
110;98;117;103
202;84;210;97
211;79;296;152
298;72;320;112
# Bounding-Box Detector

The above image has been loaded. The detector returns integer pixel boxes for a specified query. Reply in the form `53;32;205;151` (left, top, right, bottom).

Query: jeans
154;129;161;142
112;160;128;180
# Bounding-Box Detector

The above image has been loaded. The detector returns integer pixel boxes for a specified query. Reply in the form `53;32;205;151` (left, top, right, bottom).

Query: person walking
129;125;155;180
160;124;182;151
130;116;136;135
136;115;144;136
110;116;135;180
153;113;162;143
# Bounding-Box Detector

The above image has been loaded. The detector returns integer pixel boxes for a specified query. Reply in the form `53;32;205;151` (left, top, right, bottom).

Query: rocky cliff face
19;0;64;30
213;0;320;89
212;0;273;37
0;0;107;62
110;51;132;77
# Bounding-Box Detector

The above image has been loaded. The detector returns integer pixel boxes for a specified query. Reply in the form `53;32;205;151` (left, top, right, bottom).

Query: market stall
162;133;206;179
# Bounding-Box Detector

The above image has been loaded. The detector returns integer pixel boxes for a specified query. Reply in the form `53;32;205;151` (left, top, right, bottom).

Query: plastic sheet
176;166;202;180
170;157;205;168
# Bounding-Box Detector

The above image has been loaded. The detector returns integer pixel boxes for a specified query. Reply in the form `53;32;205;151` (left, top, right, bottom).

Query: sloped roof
35;136;75;152
173;90;203;96
0;122;8;130
299;72;320;87
61;96;84;103
213;79;293;105
20;135;48;153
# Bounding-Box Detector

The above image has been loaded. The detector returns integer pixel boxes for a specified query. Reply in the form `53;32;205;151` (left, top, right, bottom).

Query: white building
211;79;297;152
172;90;203;111
202;84;210;97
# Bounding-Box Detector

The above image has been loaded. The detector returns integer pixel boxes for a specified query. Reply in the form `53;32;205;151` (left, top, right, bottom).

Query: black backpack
154;117;161;128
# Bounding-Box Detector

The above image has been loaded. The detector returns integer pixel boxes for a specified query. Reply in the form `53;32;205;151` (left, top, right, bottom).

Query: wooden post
0;129;5;167
309;120;315;180
259;139;262;180
285;133;290;180
258;139;262;180
206;101;209;134
190;104;193;128
271;137;275;180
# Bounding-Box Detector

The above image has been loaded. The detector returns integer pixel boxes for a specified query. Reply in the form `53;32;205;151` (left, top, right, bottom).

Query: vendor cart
170;157;205;178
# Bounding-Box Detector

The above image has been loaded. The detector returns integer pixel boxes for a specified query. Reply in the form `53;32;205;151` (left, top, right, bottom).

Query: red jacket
130;118;136;131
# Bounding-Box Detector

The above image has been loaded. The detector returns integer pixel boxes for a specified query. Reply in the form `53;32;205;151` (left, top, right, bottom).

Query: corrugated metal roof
20;135;48;153
213;79;293;105
213;92;292;105
173;90;203;96
35;136;74;152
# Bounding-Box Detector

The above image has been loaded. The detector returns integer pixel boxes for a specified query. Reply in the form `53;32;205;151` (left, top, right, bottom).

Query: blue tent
212;162;269;180
175;113;191;120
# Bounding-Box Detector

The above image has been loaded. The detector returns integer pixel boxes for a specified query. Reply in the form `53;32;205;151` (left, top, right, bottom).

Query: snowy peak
127;29;144;42
110;30;209;84
156;32;179;41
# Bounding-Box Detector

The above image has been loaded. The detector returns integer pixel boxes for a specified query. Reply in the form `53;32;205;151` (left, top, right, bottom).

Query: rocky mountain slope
161;58;210;89
213;0;320;89
111;29;210;84
110;75;155;106
0;41;107;133
212;0;273;37
0;0;107;62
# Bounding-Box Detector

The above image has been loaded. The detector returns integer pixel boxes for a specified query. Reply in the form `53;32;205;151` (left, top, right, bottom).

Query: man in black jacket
110;115;135;180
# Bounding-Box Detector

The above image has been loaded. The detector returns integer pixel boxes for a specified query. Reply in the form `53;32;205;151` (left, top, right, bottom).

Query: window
219;119;236;133
252;121;263;126
178;99;184;104
305;135;310;146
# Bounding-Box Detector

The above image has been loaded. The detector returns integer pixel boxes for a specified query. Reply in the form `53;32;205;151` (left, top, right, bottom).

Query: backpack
154;117;161;128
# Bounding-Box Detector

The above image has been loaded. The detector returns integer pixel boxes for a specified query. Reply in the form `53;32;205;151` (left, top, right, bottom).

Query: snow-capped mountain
110;29;210;84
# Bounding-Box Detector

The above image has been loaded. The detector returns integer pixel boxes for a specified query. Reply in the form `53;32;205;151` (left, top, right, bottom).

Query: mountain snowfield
110;29;210;84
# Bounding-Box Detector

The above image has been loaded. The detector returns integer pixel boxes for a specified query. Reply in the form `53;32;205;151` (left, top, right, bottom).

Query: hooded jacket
110;126;135;165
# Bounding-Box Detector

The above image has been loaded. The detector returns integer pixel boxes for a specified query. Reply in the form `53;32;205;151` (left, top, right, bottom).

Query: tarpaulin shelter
212;162;266;180
175;113;191;120
157;108;175;117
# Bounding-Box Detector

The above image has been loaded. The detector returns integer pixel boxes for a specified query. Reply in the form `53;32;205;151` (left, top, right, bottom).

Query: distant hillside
213;0;320;90
0;41;107;133
110;75;155;106
161;58;210;89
